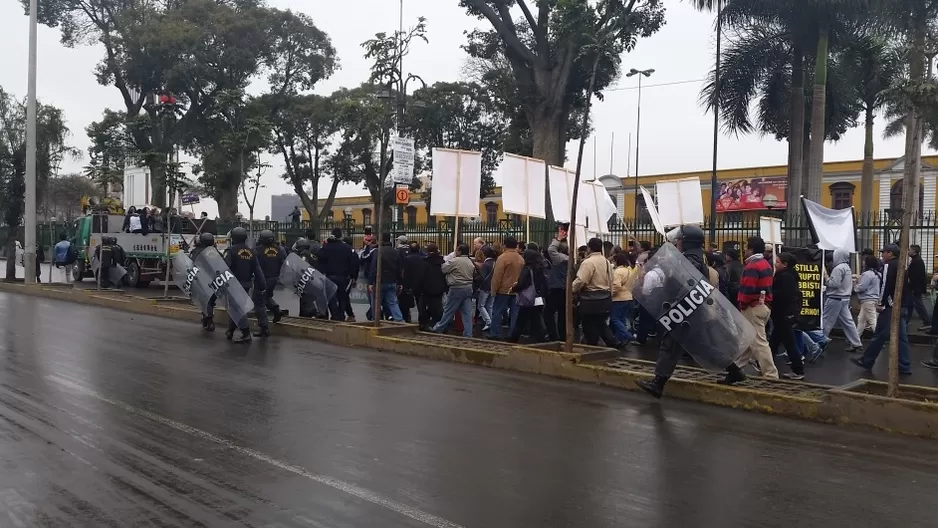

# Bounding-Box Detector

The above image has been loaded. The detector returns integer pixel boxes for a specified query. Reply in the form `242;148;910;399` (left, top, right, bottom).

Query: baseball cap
881;243;900;254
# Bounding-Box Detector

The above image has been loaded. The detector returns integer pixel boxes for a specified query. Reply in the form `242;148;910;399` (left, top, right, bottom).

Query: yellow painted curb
3;281;938;439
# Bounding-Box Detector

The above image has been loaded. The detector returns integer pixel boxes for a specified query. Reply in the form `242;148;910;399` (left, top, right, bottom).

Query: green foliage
84;109;133;193
460;0;665;164
0;88;75;232
43;174;101;221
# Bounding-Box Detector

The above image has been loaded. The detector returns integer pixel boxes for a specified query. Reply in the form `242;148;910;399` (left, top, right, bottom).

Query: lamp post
24;0;38;283
709;0;724;243
626;68;654;218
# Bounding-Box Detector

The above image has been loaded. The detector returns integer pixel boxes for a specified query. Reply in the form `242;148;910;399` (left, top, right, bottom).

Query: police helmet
672;224;706;250
259;229;275;245
198;232;215;247
294;237;311;252
230;227;248;244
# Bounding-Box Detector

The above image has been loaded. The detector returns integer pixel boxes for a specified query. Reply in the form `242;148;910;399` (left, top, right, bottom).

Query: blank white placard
430;148;483;217
548;166;576;223
656;178;704;227
759;217;783;246
499;154;546;219
640;186;666;235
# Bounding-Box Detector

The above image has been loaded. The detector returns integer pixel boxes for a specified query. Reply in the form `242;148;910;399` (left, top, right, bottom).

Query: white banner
802;198;856;252
429;148;482;217
392;136;415;184
656;177;704;228
640;186;666;235
548;166;577;223
498;153;547;219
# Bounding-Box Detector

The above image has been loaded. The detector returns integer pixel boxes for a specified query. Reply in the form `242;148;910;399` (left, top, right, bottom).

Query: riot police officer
191;232;218;331
94;236;115;289
293;238;326;318
636;225;747;398
225;227;268;341
255;229;285;323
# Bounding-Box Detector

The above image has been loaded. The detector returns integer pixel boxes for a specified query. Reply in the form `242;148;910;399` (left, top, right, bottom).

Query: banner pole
454;150;461;252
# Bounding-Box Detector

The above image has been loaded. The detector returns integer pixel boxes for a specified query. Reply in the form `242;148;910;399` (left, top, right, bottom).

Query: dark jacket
511;264;549;298
880;258;914;309
368;243;403;285
479;258;496;292
255;243;286;279
401;251;425;291
772;267;801;317
317;238;355;279
725;258;743;301
420;254;447;296
908;254;927;296
547;257;567;290
225;243;266;291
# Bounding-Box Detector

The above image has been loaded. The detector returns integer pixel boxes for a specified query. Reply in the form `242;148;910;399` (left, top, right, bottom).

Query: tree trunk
319;177;341;222
801;132;811;197
531;109;565;221
215;181;240;221
148;163;167;208
806;28;829;204
310;147;320;220
890;18;928;398
787;49;806;222
860;105;875;218
5;239;15;282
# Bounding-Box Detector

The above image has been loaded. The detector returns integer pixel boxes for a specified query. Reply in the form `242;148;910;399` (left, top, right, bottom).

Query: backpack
64;244;78;265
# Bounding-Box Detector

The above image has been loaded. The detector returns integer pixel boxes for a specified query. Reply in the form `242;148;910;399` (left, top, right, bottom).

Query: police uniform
224;227;268;341
255;230;285;322
293;238;326;318
94;239;114;288
636;225;746;398
191;232;218;331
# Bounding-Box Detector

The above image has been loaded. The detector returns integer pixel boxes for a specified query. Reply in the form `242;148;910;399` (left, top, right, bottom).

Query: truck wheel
72;260;85;282
127;261;151;289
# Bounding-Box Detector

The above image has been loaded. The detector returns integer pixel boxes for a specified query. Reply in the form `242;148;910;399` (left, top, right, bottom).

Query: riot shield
632;242;756;371
279;252;338;315
171;252;216;314
90;255;127;287
193;248;255;324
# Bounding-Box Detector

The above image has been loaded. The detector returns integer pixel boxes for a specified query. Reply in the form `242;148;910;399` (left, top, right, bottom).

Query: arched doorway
889;180;924;219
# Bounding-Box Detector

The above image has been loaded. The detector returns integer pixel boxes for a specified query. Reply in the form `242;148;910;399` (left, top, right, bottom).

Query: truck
69;213;230;288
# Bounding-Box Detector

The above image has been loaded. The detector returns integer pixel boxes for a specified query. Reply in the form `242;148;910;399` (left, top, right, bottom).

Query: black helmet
198;232;215;247
259;229;275;245
231;227;248;244
676;225;706;250
294;237;311;252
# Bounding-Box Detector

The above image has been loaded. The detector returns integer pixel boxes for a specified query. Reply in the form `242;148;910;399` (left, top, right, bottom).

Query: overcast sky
1;0;929;218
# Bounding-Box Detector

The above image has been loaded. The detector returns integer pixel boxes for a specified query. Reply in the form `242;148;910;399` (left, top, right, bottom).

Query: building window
485;202;498;226
362;208;372;226
635;194;651;223
405;206;417;227
889;180;925;219
830;182;855;210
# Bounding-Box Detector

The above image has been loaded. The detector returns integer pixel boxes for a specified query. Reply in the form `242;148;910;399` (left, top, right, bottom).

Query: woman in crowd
610;252;638;343
855;254;882;336
508;249;549;343
769;252;806;380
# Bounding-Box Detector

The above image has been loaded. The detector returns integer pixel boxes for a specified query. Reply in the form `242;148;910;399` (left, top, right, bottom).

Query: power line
605;78;706;92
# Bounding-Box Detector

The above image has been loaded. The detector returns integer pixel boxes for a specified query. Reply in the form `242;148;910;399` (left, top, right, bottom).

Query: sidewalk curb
5;282;938;440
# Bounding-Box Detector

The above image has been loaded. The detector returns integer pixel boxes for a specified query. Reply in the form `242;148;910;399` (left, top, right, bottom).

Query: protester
432;244;476;337
908;244;931;330
851;243;912;375
724;248;743;307
769;252;805;380
400;242;424;324
734;236;779;378
476;247;497;332
507;249;549;343
417;243;447;331
822;248;863;352
854;254;882;336
367;232;404;322
610;252;637;343
572;238;620;348
486;236;524;339
545;231;569;341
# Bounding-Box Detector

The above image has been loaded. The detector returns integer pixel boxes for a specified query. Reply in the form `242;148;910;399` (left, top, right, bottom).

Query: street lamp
24;0;38;283
626;68;654;217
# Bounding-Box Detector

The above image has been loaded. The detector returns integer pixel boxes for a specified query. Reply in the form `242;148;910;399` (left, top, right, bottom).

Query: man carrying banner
635;226;754;399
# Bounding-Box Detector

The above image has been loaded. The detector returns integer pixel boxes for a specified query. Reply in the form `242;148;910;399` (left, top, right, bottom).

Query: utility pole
24;0;38;283
626;68;654;215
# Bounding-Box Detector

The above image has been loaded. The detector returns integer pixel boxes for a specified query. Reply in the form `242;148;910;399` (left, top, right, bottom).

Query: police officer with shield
635;225;748;399
191;232;218;331
225;227;269;341
255;229;285;323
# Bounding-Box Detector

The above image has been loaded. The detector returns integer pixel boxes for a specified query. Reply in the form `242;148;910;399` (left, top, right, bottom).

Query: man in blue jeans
486;237;524;339
367;232;404;322
851;244;913;375
432;244;476;337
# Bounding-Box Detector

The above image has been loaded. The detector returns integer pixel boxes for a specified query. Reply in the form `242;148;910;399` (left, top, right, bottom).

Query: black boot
202;316;215;332
233;329;252;343
272;309;283;324
253;326;270;338
718;364;747;385
225;328;235;341
636;375;668;399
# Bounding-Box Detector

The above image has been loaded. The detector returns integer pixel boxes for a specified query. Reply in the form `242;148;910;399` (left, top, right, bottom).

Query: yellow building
305;155;938;225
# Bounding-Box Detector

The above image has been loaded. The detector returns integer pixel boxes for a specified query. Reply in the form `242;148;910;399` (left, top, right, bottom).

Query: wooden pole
454;150;462;252
565;55;602;353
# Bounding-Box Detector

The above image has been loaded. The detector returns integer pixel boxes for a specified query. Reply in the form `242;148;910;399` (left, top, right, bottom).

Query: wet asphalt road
1;292;938;527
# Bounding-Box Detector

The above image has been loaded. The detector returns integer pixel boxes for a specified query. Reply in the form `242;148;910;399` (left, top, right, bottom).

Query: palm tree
842;37;903;216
